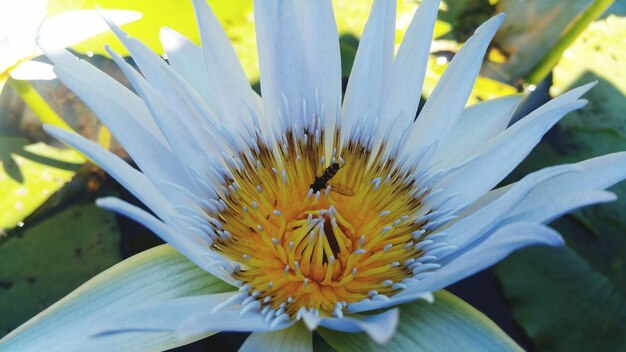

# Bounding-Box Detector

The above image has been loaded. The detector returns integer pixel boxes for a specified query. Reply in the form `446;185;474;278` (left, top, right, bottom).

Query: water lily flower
3;0;626;351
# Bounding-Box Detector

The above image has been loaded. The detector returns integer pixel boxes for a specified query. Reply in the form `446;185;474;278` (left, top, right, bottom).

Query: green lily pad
495;246;626;351
495;14;626;350
495;103;626;352
0;137;84;231
318;290;521;351
0;201;121;337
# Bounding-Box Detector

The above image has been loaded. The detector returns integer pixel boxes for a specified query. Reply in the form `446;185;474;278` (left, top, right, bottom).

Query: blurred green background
1;0;625;350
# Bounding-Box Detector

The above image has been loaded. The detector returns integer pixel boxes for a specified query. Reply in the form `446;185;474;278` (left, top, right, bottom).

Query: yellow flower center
210;129;434;317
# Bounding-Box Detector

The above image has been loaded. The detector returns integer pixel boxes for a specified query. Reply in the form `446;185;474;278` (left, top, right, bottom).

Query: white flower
3;0;626;351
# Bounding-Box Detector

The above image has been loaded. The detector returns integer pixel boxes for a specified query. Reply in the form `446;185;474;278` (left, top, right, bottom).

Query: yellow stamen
208;129;435;317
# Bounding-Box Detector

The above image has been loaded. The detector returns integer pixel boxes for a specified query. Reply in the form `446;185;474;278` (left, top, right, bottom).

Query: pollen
208;127;440;318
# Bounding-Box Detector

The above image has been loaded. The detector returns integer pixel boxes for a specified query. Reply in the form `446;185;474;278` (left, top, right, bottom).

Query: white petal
41;46;164;143
36;9;141;55
101;16;242;155
9;60;55;80
44;125;175;222
159;27;215;113
373;0;440;155
105;47;229;195
345;291;433;314
428;83;594;210
90;293;295;344
297;0;342;154
506;190;616;224
0;245;233;352
399;14;505;165
96;197;237;285
176;305;295;339
401;222;563;297
433;95;522;170
42;48;201;201
349;222;562;313
254;0;308;134
190;0;261;133
507;151;626;221
315;309;400;345
340;0;396;145
444;163;580;248
239;323;312;352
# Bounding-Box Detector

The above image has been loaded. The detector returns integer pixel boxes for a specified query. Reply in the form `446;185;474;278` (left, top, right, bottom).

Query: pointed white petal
41;46;164;143
433;95;522;169
487;151;625;225
254;0;308;134
92;292;235;335
0;245;234;352
324;291;522;351
346;291;434;314
349;222;562;313
507;190;616;224
509;151;626;218
316;309;400;344
190;0;260;133
428;83;594;210
239;323;312;352
44;125;175;222
36;9;141;55
101;16;242;155
444;163;580;248
43;48;202;199
96;197;237;285
106;47;229;196
340;0;396;145
297;0;342;154
399;14;505;166
159;27;215;111
374;0;440;155
402;222;563;296
175;306;294;339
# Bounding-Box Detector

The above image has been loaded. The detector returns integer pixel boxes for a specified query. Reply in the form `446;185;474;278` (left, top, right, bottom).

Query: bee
310;162;355;196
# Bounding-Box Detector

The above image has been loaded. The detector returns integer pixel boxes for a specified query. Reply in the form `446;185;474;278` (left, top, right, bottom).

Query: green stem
7;77;75;132
525;0;614;85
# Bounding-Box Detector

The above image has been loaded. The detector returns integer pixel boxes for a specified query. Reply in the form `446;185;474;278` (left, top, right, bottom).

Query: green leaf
495;15;626;349
0;243;234;351
495;246;626;351
0;137;84;231
552;15;626;136
0;202;121;337
488;0;591;82
439;0;496;42
318;291;521;352
505;15;626;294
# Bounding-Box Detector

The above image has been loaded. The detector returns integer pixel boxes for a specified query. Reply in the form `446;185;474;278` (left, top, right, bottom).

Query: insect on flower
309;161;356;196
